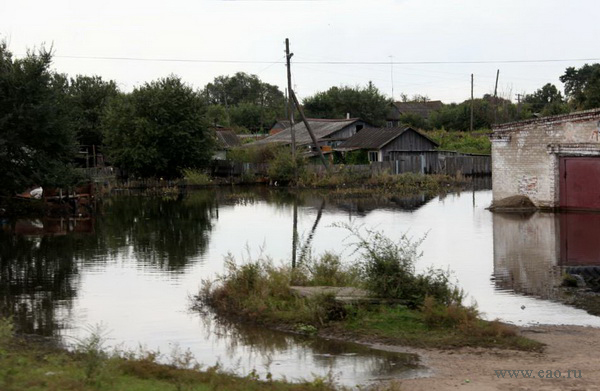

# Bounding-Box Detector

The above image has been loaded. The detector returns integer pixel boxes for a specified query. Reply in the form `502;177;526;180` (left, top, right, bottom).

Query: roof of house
336;127;439;151
388;100;444;120
270;119;293;129
252;118;363;146
215;129;241;149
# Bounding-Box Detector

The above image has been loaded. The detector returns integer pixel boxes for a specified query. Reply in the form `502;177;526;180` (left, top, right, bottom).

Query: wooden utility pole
290;89;329;170
285;39;296;159
493;69;500;124
470;73;474;132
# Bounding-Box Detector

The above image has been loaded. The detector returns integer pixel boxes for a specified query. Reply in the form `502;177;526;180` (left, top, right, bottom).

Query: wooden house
335;127;438;162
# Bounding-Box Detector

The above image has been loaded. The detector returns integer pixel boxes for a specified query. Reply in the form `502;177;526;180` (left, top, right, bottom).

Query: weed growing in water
336;222;464;307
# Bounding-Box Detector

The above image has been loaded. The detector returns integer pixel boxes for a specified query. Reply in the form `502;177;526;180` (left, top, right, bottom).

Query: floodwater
2;186;600;386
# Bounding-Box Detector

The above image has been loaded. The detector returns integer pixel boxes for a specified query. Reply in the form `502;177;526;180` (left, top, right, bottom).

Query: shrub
267;149;306;183
421;296;478;328
183;169;212;185
298;252;361;287
336;223;463;307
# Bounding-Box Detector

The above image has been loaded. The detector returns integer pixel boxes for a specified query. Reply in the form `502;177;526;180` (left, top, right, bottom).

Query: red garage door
560;212;600;265
560;157;600;209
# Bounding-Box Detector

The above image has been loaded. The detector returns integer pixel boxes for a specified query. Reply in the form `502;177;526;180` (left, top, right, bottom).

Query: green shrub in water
336;223;464;307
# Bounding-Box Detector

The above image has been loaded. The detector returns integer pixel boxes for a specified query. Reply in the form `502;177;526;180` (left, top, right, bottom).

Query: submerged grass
0;318;337;391
199;226;544;352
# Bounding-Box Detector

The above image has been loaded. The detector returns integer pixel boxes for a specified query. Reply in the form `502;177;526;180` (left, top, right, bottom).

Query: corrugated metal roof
252;118;362;146
215;130;241;149
336;127;439;150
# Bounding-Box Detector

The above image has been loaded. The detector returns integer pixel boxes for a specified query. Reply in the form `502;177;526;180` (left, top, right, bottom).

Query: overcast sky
1;0;599;104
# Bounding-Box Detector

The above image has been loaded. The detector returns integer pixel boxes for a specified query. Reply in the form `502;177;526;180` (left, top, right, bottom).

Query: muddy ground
377;325;600;391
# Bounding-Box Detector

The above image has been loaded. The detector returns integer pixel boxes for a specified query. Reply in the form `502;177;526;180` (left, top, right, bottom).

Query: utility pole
285;39;296;160
290;89;329;170
470;73;474;132
517;93;522;119
493;69;500;124
389;55;395;100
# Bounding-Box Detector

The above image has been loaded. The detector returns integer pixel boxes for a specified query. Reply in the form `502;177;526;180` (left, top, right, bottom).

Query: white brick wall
491;110;600;208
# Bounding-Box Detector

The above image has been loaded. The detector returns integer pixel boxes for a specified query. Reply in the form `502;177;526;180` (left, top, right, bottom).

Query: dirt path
379;325;600;391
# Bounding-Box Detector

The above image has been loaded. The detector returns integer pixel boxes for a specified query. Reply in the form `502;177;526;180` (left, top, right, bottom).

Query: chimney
346;113;350;119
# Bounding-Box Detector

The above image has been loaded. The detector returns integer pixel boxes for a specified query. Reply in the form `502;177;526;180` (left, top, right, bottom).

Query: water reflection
0;229;80;335
96;193;218;271
199;312;424;384
0;187;431;387
493;210;600;314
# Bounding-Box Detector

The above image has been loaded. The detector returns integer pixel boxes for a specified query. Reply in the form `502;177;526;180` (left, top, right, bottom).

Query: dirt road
382;326;600;391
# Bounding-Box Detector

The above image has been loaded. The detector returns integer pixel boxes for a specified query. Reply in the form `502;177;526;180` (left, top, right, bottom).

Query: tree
66;75;118;146
523;83;569;116
560;64;600;110
302;82;391;126
103;76;215;179
202;72;285;132
205;104;230;127
0;42;79;196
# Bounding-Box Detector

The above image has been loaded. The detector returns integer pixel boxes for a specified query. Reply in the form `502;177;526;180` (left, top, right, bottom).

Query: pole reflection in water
0;187;430;387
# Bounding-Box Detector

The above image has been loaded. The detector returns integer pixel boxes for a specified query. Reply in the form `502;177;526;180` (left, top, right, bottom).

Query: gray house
336;127;439;162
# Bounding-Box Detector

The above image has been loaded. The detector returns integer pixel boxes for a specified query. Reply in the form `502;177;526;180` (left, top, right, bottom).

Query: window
368;151;378;162
356;124;363;132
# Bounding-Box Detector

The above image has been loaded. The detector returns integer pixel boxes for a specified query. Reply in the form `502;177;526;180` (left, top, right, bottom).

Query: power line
51;54;600;65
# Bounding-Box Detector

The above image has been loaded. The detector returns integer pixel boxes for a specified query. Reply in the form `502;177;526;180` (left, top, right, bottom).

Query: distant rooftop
253;118;363;146
388;100;443;120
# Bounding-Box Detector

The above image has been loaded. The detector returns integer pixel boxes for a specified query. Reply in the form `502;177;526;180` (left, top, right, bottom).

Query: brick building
491;109;600;209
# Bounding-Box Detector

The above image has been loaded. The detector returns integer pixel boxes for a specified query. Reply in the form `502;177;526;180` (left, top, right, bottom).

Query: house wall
492;110;600;208
325;121;367;146
380;129;437;158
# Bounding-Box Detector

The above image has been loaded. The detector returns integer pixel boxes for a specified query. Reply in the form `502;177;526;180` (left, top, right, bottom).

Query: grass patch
198;226;543;352
342;304;543;351
0;318;336;391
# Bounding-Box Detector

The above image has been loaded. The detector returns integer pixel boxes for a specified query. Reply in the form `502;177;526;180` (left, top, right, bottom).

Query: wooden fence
388;151;491;176
304;151;491;177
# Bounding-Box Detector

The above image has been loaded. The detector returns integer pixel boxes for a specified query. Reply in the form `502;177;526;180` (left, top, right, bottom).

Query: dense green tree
205;104;230;127
302;82;391;126
66;75;118;146
202;72;285;132
560;64;600;110
429;95;524;131
103;76;215;179
228;102;264;132
523;83;569;116
0;43;79;196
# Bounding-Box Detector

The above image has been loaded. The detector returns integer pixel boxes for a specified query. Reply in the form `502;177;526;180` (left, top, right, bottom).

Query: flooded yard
1;186;600;386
